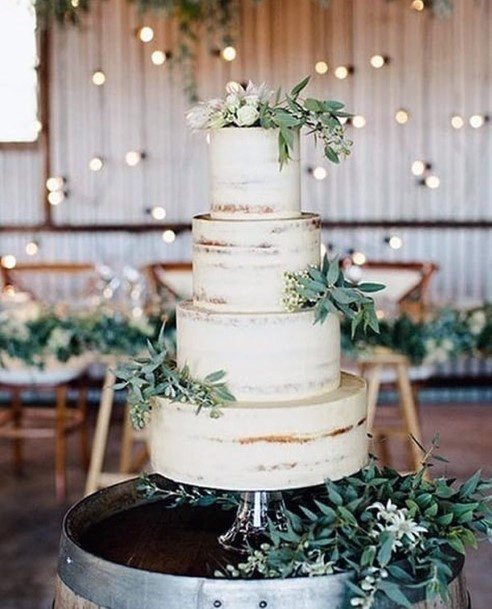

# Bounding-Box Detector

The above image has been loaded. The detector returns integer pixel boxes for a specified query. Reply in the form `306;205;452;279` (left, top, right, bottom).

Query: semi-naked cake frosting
150;126;368;490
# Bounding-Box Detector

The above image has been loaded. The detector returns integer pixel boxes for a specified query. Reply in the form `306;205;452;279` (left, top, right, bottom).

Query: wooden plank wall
0;0;490;301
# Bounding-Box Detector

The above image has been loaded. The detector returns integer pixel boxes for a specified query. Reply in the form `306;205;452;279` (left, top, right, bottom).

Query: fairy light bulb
221;46;237;61
315;61;329;75
334;65;349;80
387;235;403;250
352;251;367;266
370;54;388;69
411;0;425;11
425;175;440;189
162;229;176;243
138;26;154;43
25;241;39;256
92;70;106;86
312;166;327;180
48;191;65;206
125;151;143;166
395;109;409;124
46;176;65;191
352;115;366;128
151;206;166;220
411;160;427;176
151;50;167;66
451;115;464;129
1;255;16;269
469;114;486;129
89;156;104;172
71;0;79;6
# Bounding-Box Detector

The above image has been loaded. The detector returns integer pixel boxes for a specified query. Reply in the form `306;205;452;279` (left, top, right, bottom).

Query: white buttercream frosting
193;213;321;312
177;301;340;402
209;127;301;219
150;372;367;490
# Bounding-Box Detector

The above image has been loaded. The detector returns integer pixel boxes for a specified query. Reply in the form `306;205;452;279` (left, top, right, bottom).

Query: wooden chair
0;263;96;501
344;260;439;321
84;365;148;496
144;262;193;303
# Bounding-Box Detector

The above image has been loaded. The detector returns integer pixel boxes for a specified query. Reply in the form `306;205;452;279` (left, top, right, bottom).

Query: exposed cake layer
209;127;301;219
177;302;340;401
150;373;368;490
193;213;320;312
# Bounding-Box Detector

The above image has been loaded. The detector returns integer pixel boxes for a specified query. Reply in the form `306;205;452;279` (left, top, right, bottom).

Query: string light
395;109;409;124
334;65;351;80
352;115;366;128
89;156;104;172
311;166;327;180
411;160;430;176
151;50;168;66
71;0;79;6
48;190;65;206
162;229;176;243
92;70;106;86
25;241;39;256
138;26;154;43
451;115;464;129
469;114;487;129
150;206;167;220
386;235;403;250
370;54;389;69
125;151;145;166
315;61;329;75
424;175;440;189
1;255;16;269
221;46;237;61
352;251;367;266
411;0;425;11
46;176;65;191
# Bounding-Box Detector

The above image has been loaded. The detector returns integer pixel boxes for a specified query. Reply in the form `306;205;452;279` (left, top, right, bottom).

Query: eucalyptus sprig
137;474;238;510
114;324;236;429
217;438;492;609
283;254;384;336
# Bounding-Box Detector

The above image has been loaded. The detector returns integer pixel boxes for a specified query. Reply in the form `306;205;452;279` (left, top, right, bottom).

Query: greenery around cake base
138;439;491;608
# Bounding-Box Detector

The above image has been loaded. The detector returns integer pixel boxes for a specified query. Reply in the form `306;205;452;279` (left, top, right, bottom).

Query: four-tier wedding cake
150;121;368;491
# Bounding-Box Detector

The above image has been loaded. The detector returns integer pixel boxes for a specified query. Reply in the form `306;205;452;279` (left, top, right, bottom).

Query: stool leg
85;369;115;496
364;364;382;434
11;387;23;475
55;385;68;502
119;404;134;474
396;363;423;471
77;386;90;472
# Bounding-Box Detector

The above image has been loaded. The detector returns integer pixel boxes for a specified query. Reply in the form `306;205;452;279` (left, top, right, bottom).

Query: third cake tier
177;301;340;402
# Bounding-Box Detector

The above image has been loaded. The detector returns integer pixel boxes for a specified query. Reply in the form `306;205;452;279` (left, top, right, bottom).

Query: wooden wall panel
0;0;490;302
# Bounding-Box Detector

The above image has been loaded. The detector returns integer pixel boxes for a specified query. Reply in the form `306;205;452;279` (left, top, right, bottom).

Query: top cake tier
209;127;301;219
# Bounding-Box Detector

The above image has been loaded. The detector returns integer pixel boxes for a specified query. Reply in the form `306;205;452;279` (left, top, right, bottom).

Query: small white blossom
236;104;260;126
468;310;486;335
186;103;212;130
46;328;73;351
225;93;241;111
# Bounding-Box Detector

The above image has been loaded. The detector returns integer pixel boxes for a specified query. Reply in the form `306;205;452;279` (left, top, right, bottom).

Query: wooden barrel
54;477;470;609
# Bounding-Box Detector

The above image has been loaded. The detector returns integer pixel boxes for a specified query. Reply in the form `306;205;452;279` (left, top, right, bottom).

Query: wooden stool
0;380;89;502
358;351;424;471
84;368;148;496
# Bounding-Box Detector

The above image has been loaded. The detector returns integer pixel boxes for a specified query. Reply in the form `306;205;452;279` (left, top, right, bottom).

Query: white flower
226;81;245;96
469;310;486;335
225;93;241;111
46;328;73;351
208;98;225;111
244;94;259;106
186;103;211;130
245;80;273;102
369;499;399;517
208;111;227;129
236;104;260;126
369;499;427;549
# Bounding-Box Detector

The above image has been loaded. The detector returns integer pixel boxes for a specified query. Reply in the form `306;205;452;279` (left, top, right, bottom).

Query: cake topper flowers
186;76;353;167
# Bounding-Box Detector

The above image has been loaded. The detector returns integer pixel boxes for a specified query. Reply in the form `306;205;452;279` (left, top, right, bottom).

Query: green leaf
357;282;385;293
305;98;322;112
326;256;340;285
446;536;466;554
290;75;310;98
379;581;412;608
460;470;482;497
377;531;395;565
324;146;340;164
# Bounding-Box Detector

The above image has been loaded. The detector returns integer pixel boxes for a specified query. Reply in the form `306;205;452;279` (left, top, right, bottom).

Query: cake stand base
218;490;287;551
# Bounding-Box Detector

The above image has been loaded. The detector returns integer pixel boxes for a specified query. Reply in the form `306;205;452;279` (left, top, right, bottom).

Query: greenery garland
34;0;454;100
137;439;491;609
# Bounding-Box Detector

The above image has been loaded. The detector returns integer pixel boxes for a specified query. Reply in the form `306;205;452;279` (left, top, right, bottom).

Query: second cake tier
150;373;367;490
193;213;320;312
177;301;340;402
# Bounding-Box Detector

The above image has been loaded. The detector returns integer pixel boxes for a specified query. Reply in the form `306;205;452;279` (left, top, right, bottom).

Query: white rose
244;94;259;106
236;104;260;127
208;111;227;129
226;81;245;96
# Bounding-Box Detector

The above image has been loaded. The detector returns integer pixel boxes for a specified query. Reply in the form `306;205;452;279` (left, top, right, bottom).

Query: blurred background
0;1;490;608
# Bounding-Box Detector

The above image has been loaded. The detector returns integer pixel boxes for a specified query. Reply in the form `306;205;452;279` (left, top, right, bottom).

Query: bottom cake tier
149;372;367;491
